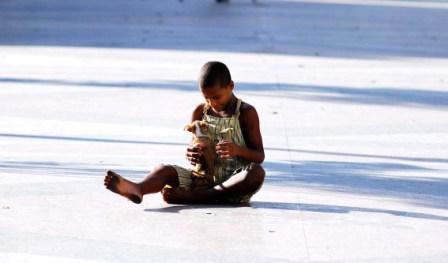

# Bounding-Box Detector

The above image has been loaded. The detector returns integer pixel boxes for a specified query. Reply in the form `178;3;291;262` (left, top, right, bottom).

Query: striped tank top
202;98;250;184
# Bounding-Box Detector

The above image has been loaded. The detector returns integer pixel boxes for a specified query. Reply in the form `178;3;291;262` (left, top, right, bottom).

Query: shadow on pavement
1;0;447;58
144;201;448;221
2;133;447;210
0;133;186;146
264;160;448;210
2;78;447;109
0;160;148;179
266;147;448;164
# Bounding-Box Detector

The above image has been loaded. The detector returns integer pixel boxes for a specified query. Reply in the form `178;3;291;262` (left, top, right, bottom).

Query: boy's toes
104;171;119;191
104;176;112;186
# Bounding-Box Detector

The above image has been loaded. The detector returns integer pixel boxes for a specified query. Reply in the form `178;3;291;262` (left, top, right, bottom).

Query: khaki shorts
169;165;259;204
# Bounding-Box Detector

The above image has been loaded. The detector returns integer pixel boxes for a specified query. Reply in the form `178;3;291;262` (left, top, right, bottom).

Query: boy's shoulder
239;101;259;121
239;101;256;114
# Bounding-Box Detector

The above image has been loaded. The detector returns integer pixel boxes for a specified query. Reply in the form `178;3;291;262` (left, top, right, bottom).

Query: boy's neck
211;94;237;117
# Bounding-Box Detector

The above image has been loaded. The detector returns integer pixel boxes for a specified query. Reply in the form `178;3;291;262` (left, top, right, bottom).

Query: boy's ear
228;80;234;91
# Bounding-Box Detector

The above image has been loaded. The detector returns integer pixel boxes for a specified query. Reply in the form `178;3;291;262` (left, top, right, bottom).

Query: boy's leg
213;163;265;198
137;164;179;194
163;163;265;204
104;164;179;204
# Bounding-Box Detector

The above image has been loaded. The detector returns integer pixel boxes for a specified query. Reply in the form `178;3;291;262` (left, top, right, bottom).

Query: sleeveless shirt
202;98;250;184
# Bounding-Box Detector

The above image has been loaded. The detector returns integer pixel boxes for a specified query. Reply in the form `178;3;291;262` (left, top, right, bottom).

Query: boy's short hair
198;61;232;89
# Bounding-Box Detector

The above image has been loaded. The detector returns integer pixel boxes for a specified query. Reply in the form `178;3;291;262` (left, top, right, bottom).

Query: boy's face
201;82;234;112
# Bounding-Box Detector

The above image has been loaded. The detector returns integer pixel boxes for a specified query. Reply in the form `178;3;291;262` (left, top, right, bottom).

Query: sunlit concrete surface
1;0;448;262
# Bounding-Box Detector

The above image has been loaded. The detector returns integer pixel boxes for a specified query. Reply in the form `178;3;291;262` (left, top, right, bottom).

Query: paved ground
1;0;448;262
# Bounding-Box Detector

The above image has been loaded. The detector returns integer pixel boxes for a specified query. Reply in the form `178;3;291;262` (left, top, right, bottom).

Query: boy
104;61;265;204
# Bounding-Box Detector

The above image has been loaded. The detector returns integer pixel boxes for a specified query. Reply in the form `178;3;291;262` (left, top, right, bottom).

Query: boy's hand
186;144;204;165
216;140;240;159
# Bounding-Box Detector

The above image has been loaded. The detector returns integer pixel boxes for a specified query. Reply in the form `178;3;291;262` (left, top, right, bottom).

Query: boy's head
198;61;234;112
198;61;232;89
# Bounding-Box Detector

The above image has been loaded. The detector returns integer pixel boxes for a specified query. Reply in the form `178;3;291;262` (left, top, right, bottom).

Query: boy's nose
209;100;220;109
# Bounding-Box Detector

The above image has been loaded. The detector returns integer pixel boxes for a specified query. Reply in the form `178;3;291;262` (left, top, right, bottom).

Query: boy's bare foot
104;170;143;204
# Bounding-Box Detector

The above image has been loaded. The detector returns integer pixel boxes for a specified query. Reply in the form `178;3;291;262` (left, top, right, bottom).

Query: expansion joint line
272;65;311;263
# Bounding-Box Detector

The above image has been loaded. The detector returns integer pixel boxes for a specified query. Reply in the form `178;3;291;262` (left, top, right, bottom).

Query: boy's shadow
144;201;299;213
144;201;448;221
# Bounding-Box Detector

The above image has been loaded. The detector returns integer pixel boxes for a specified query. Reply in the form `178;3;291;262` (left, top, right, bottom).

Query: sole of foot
105;170;142;204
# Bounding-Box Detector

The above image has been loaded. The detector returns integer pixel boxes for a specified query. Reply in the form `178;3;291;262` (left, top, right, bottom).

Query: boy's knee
152;164;178;179
154;164;174;172
246;163;265;186
153;163;164;170
152;164;179;187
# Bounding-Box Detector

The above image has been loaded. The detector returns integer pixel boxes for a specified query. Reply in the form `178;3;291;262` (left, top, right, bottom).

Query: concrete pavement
1;0;448;262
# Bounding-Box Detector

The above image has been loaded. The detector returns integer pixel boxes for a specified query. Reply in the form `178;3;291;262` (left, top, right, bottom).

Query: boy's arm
237;105;265;163
191;103;204;122
217;104;265;164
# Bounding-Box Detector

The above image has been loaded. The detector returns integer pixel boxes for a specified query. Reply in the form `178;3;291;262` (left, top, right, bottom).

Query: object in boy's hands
184;120;216;184
219;127;234;141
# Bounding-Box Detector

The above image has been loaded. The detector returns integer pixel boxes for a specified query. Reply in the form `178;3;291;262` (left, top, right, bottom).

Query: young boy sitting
104;61;265;204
